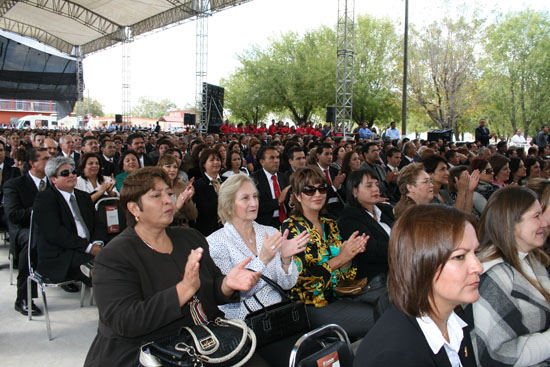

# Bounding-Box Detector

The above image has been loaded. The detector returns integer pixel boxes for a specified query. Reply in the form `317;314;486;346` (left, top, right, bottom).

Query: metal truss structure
121;27;132;125
0;0;253;57
335;0;355;138
75;46;84;101
195;0;210;133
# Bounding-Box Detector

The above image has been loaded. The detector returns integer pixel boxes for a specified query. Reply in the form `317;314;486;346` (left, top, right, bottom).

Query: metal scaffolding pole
195;0;210;133
335;0;355;139
121;27;132;126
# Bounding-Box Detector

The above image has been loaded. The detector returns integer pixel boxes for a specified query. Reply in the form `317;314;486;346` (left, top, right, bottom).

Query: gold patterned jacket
281;215;357;307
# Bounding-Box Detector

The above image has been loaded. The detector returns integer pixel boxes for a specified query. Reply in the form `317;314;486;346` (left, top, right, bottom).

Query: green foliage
73;97;104;117
482;9;550;138
132;97;178;119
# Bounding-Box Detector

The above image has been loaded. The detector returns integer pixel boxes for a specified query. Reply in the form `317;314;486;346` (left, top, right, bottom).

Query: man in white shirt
510;129;527;146
386;121;401;140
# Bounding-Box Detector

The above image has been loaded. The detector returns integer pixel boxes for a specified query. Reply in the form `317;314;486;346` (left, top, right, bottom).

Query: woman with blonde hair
472;186;550;366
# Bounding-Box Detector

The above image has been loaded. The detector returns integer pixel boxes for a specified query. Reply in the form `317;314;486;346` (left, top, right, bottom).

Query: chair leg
9;253;14;285
27;277;32;321
40;285;52;341
80;283;86;307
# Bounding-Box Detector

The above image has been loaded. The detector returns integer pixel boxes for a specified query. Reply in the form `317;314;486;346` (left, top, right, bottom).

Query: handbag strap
259;274;292;301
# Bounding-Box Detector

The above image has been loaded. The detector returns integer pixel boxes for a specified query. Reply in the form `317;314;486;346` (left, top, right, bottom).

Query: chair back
95;197;126;244
289;324;354;367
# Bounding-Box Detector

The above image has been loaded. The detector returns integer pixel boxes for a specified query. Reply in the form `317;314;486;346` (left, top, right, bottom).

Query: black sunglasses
58;168;77;177
302;184;328;196
482;168;494;174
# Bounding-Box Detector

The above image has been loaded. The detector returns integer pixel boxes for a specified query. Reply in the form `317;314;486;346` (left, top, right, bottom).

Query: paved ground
0;244;97;367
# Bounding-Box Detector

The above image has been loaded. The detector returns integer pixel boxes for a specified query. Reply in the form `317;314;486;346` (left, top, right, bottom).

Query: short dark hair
198;148;222;173
422;154;447;174
360;142;378;155
118;150;141;173
78;153;104;183
287;146;304;161
127;133;145;146
444;149;457;161
81;136;97;147
120;167;171;227
468;158;489;174
389;204;474;317
386;147;400;159
315;143;332;156
257;146;277;162
346;168;378;206
27;147;47;163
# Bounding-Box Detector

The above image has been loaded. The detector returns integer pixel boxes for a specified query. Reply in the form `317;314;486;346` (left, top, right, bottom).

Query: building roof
0;0;252;56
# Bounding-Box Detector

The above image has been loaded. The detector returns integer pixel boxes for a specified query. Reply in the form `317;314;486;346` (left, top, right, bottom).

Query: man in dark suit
284;146;306;181
359;142;399;203
33;157;105;286
0;140;21;214
58;134;80;166
99;139;117;176
127;133;153;167
4;148;50;316
315;143;345;218
399;141;417;169
251;146;290;228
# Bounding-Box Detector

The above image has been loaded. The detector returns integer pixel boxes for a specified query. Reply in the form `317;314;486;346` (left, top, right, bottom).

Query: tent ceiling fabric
0;0;251;56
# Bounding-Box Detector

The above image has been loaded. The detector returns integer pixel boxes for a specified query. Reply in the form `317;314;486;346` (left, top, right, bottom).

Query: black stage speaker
115;114;122;123
427;129;453;143
326;106;336;123
184;113;196;125
202;83;225;133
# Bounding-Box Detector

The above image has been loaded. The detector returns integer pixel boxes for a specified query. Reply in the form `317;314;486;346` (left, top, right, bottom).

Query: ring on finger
271;245;276;250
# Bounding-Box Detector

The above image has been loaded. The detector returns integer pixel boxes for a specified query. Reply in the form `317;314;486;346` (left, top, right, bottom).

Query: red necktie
271;175;287;223
324;169;332;187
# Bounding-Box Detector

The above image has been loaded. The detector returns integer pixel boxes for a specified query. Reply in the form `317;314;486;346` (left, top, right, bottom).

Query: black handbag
139;318;256;367
244;274;310;348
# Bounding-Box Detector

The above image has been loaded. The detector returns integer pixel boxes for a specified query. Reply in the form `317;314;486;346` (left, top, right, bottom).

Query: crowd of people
1;118;549;366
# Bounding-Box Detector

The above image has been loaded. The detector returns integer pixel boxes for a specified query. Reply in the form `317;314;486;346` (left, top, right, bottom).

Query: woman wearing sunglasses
468;158;498;214
281;167;373;339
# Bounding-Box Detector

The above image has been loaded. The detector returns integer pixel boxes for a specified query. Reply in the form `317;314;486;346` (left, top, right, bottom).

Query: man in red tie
316;143;346;218
251;146;291;228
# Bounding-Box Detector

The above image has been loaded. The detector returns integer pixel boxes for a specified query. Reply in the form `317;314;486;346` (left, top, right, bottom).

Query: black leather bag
244;275;310;348
139;318;256;367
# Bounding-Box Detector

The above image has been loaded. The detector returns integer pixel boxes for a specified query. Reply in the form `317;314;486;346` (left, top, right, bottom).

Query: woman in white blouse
207;174;310;319
75;153;118;203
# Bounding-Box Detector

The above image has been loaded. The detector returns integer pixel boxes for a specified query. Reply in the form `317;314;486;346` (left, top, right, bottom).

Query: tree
132;97;178;119
408;17;482;138
352;15;401;126
482;10;550;138
73;97;104;117
221;68;269;124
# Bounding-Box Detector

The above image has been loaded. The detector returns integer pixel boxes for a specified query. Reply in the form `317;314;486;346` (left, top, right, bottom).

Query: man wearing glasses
32;157;105;291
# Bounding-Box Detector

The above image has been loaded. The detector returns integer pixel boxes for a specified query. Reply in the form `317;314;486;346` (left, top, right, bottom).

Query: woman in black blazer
354;204;482;367
192;149;225;236
338;168;394;279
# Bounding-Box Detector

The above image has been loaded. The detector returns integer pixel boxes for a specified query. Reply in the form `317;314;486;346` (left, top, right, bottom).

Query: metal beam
0;17;73;54
21;0;120;35
335;0;355;138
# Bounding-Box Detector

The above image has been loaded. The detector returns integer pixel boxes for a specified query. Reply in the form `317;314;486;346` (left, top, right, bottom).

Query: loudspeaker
184;113;196;125
326;106;336;123
115;114;122;123
202;83;225;133
427;129;453;142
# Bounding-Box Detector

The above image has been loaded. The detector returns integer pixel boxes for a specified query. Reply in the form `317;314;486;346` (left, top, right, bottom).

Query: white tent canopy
0;0;250;56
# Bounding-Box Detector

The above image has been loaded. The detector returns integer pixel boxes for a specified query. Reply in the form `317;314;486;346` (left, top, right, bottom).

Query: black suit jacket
99;155;117;177
338;204;394;279
322;165;345;218
251;169;290;226
57;151;81;166
33;186;105;282
354;305;476;367
3;172;40;253
0;163;21;203
192;175;225;236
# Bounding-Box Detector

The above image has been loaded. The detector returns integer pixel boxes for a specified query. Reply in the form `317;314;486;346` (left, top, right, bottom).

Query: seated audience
157;154;197;227
523;157;542;185
76;153;117;203
84;167;263;367
394;163;434;219
354;204;481;366
281;167;373;339
207;174;309;318
472;186;550;366
33;157;105;286
507;157;527;185
338;169;394;279
488;154;511;188
468;158;498;204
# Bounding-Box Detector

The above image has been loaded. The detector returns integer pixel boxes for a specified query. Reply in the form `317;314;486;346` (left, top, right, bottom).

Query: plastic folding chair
289;324;354;367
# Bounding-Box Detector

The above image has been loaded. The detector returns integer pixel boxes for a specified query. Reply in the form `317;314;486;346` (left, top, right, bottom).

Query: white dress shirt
207;221;298;319
417;312;468;367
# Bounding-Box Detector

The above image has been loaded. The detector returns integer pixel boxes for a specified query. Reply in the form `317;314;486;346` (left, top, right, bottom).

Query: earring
135;216;139;223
